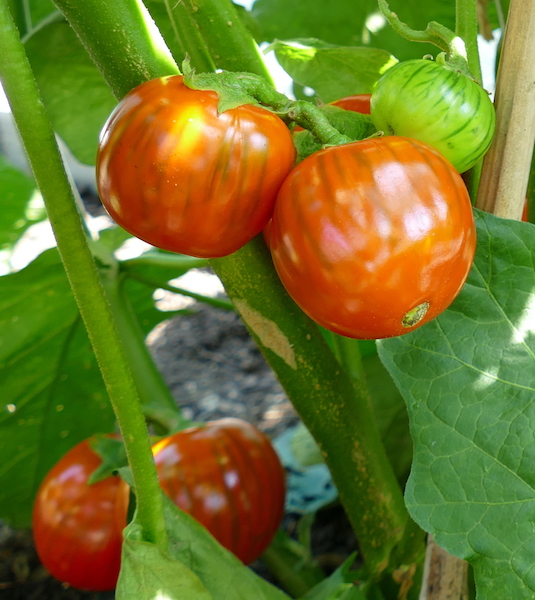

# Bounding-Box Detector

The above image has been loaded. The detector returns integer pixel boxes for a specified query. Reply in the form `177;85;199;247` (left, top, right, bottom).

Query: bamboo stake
476;0;535;219
419;536;469;600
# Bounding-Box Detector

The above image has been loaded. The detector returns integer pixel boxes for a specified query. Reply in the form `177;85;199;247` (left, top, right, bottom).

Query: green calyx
182;59;355;147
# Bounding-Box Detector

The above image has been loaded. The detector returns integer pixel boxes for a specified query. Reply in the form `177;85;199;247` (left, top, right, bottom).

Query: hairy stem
0;0;168;549
176;0;270;79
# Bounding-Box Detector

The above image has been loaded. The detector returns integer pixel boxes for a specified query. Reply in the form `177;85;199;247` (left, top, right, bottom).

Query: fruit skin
331;93;371;114
270;136;476;340
32;438;130;591
97;75;296;258
152;418;286;564
371;59;495;173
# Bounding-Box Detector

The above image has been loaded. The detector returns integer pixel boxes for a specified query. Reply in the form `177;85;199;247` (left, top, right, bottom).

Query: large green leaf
0;241;190;527
118;493;291;600
378;210;535;598
24;20;117;165
252;0;376;47
0;155;44;252
270;39;397;101
0;249;114;527
252;0;456;61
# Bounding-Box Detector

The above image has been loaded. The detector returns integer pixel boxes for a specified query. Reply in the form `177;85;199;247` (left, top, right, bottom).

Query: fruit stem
185;69;353;146
377;0;472;75
455;0;483;82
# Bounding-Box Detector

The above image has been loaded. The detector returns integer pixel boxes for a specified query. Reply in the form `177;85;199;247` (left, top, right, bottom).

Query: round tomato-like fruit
331;93;371;114
152;418;286;564
271;136;476;340
32;438;129;591
97;75;296;258
371;59;495;173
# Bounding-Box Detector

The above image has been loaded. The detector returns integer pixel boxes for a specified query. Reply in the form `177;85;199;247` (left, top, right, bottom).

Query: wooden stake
476;0;535;219
419;536;469;600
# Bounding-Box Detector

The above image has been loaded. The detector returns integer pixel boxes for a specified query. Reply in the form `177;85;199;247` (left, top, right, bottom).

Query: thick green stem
0;0;167;549
211;238;423;574
52;0;179;98
175;0;270;79
331;335;365;382
163;0;217;73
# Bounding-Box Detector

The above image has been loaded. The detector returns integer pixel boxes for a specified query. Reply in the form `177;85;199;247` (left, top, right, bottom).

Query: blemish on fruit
402;302;430;328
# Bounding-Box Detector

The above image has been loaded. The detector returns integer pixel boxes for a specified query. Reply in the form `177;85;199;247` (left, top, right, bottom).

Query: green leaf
270;39;397;101
252;0;376;47
364;354;412;483
378;210;535;598
252;0;456;61
28;0;57;26
117;493;291;600
0;154;44;252
0;245;185;527
300;553;365;600
24;20;117;165
0;249;114;527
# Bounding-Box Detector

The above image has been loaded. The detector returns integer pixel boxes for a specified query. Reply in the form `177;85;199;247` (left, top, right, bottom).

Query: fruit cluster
32;419;286;591
96;62;494;340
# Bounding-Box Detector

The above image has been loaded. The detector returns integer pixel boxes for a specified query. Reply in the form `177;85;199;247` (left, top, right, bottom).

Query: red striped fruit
153;418;286;564
32;438;129;591
271;136;476;340
96;75;296;258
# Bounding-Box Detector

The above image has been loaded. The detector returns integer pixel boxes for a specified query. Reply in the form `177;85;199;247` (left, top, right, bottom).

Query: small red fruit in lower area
153;418;286;564
32;438;129;591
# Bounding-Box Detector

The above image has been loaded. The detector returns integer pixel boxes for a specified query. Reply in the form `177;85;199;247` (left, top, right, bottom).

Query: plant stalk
52;0;179;98
163;0;217;74
175;0;270;79
101;273;188;433
0;0;168;549
475;0;535;219
455;0;482;82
